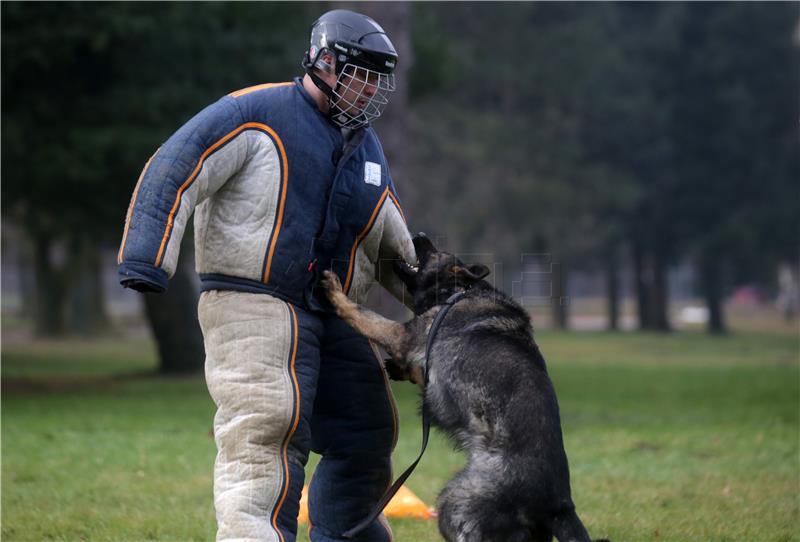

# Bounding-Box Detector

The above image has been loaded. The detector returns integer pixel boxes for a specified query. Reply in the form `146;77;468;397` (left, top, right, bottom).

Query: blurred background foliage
2;2;798;370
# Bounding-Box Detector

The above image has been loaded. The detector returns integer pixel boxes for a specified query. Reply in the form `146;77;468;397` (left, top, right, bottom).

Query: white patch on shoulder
364;161;382;186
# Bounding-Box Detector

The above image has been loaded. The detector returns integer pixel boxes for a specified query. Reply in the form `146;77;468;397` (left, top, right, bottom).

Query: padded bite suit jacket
118;77;414;308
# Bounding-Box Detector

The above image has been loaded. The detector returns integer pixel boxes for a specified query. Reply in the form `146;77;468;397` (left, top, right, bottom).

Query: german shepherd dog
321;235;604;542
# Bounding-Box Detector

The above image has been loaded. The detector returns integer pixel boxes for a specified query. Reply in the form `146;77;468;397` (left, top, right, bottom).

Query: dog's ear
453;263;491;282
412;234;437;258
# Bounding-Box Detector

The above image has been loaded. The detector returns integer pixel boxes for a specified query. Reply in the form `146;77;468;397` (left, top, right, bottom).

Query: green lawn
2;331;798;541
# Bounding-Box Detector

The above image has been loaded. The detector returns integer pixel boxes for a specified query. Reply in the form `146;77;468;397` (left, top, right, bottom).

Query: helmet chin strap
305;66;363;129
304;55;351;127
301;50;336;98
306;68;334;99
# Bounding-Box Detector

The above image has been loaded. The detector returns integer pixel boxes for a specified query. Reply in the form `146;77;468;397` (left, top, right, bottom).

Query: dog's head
394;234;491;314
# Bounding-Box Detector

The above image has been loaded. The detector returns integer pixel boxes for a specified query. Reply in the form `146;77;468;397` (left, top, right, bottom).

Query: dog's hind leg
438;467;533;542
551;508;592;542
321;271;408;359
437;469;482;542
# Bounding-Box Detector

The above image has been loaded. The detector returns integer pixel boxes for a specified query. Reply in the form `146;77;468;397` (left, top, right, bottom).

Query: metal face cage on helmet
329;63;395;129
302;9;398;129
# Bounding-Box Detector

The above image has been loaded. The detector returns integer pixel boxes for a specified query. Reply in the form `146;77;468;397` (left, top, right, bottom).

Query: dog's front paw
384;357;408;381
384;358;424;387
321;270;343;295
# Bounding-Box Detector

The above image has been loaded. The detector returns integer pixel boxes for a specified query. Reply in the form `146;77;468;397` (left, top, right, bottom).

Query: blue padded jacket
118;78;415;310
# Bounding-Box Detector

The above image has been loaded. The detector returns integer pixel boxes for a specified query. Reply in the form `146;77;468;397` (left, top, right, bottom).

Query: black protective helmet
302;9;397;129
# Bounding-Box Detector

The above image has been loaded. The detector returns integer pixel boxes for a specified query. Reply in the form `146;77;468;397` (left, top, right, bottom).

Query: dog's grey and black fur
322;235;603;542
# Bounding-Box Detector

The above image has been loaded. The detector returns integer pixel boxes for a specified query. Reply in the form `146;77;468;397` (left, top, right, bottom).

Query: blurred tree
404;2;797;335
2;3;319;368
596;2;799;334
5;1;795;345
406;3;640;329
665;3;799;334
532;2;795;334
3;2;124;335
576;3;679;332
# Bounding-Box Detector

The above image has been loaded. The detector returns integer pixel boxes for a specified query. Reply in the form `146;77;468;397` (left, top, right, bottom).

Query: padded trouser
199;291;397;542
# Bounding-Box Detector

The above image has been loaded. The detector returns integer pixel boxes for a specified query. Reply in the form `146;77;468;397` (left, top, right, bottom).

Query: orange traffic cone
384;485;435;519
298;485;310;524
297;484;434;523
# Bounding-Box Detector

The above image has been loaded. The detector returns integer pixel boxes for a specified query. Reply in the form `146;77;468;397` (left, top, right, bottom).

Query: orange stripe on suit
271;302;301;541
153;123;289;285
343;187;391;294
261;125;290;284
228;81;293;99
387;190;406;223
118;149;159;264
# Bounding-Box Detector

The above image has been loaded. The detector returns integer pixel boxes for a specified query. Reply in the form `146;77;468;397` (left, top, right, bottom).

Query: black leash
342;289;469;539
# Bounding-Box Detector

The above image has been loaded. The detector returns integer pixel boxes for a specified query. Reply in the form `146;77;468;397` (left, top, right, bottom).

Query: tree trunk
700;253;727;334
6;224;37;318
32;234;68;337
632;239;671;332
551;259;570;330
19;244;36;319
143;237;205;374
632;239;652;330
652;247;672;332
67;239;111;336
605;244;620;331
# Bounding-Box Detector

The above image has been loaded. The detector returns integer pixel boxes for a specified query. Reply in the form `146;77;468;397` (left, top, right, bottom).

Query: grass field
2;330;798;541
